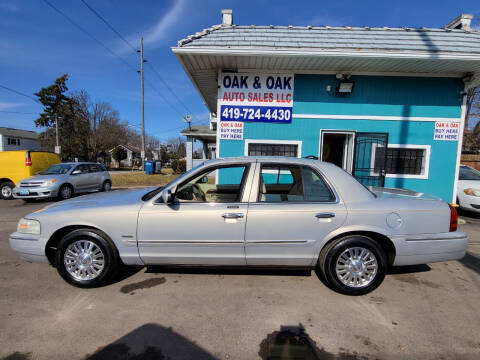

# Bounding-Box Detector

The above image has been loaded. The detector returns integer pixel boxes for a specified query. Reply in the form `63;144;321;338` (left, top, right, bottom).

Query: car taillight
25;155;32;166
449;204;458;232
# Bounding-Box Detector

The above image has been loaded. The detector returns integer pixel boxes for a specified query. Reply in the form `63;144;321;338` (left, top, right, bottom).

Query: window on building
385;147;426;175
7;138;20;146
248;143;298;157
258;165;335;202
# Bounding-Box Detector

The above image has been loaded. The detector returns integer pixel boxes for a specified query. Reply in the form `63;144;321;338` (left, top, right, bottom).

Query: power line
0;85;39;103
41;0;136;72
146;63;193;114
0;110;40;115
78;0;193;115
79;0;137;53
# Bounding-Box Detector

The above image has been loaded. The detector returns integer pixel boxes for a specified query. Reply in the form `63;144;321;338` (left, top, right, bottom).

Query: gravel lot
1;196;479;360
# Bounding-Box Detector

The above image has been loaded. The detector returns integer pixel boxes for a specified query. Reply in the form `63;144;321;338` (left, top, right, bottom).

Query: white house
0;127;40;152
108;144;141;168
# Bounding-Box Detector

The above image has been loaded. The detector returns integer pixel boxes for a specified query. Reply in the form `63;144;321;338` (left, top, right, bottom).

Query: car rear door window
89;164;102;173
259;165;335;202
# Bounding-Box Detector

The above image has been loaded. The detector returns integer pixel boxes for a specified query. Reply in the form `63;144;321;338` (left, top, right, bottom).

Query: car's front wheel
55;229;119;287
58;184;73;200
318;235;387;295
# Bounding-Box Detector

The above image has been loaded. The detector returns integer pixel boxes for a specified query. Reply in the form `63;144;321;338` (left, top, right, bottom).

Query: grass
110;168;180;187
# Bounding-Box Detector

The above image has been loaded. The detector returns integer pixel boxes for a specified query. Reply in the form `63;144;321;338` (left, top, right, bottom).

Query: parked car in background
9;157;466;295
457;165;480;213
12;162;112;201
0;150;60;200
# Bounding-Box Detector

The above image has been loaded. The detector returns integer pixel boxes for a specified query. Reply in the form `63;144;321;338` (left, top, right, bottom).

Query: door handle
315;212;335;219
222;213;244;219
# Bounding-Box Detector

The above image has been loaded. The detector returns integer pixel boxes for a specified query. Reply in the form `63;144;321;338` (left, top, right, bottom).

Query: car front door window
176;165;248;203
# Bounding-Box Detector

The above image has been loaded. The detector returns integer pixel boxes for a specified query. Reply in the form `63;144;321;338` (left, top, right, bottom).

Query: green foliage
111;146;127;163
171;159;186;173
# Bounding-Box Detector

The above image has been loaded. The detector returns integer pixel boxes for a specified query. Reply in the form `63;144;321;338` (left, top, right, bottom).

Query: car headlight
464;188;480;197
44;179;57;186
17;218;41;235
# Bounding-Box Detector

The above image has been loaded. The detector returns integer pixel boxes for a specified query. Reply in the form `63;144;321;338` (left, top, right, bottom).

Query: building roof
108;144;141;154
0;127;39;140
177;25;480;55
181;125;216;141
173;15;480;112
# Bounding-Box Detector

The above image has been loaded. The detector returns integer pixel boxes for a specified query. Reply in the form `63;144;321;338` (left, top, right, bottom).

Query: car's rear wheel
319;235;386;295
0;181;14;200
58;184;73;200
101;180;111;192
55;229;119;288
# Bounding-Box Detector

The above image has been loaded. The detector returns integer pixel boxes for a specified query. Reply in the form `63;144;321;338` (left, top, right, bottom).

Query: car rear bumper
9;232;48;263
12;186;58;199
391;231;468;266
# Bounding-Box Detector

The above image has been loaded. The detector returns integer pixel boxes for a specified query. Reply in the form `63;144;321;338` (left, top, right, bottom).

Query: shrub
171;159;186;174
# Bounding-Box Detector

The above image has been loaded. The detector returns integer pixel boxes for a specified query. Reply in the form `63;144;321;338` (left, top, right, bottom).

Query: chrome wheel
64;240;105;281
1;185;12;198
335;247;378;288
60;186;72;199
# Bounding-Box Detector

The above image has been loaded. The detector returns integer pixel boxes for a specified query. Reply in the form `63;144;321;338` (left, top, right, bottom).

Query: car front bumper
9;232;49;263
391;231;468;266
12;185;58;199
459;195;480;213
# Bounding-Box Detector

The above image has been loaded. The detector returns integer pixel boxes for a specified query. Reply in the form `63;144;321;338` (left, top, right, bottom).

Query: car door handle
222;213;244;219
315;212;335;219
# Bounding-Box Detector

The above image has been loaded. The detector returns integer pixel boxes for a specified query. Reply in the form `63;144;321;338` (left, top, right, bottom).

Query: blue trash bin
144;161;155;175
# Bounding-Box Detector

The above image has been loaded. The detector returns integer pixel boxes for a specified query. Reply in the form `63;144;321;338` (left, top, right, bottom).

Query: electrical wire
0;85;39;103
41;0;136;72
78;0;194;115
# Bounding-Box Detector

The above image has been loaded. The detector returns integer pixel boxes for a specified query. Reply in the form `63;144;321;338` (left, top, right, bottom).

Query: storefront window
248;143;298;157
385;148;425;175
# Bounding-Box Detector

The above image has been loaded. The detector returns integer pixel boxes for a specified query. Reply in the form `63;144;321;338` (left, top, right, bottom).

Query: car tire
318;235;387;295
55;229;120;288
58;184;73;200
0;181;14;200
101;180;111;192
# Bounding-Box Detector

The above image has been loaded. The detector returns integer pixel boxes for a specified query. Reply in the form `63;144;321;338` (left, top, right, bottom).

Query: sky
0;0;479;141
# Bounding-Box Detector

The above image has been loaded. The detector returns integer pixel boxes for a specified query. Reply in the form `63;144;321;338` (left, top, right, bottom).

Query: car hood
20;174;66;182
369;187;442;201
35;187;156;213
458;179;480;189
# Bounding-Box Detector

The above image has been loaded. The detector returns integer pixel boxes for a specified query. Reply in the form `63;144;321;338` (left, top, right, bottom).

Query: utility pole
137;37;146;164
55;113;60;155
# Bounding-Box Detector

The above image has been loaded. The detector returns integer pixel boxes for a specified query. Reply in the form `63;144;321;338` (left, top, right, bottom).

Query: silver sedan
12;162;112;201
9;157;467;295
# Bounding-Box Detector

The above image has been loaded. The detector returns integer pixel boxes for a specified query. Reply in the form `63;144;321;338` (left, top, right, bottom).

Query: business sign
219;73;294;123
219;121;244;140
434;121;459;141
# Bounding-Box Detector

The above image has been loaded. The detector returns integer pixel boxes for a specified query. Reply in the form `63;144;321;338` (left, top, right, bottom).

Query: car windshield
39;164;74;175
141;162;205;201
459;166;480;180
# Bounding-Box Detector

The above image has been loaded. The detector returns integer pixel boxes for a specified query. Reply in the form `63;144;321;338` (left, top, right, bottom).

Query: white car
457;165;480;213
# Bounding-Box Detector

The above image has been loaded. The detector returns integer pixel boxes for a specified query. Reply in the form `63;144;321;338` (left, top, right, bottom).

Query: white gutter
452;82;469;204
172;46;480;62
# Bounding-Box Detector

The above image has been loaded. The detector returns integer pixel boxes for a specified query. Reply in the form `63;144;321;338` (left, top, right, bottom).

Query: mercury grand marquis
9;157;468;295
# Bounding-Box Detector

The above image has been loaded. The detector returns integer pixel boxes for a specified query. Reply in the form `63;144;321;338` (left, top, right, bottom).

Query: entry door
353;133;389;187
137;163;252;265
245;163;347;266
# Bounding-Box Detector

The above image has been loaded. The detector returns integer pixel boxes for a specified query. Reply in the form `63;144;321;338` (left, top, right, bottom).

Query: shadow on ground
459;252;480;275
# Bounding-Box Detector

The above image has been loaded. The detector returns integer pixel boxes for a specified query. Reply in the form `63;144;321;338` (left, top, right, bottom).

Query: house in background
108;144;141;168
173;11;480;203
0;127;40;152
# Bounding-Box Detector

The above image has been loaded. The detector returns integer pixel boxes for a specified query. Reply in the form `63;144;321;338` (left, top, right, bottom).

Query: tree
463;87;480;152
167;137;186;158
34;75;90;161
111;146;127;165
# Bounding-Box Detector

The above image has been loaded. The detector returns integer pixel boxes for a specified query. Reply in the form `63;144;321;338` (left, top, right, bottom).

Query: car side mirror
199;176;208;184
162;189;173;204
72;170;81;175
